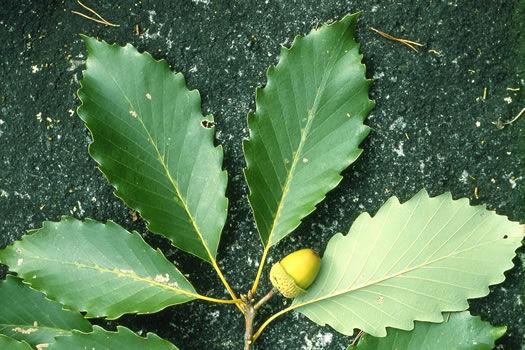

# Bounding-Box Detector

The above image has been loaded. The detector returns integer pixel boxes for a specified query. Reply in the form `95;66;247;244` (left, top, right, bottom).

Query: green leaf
77;36;228;263
0;275;92;347
348;311;506;350
49;325;179;349
0;335;33;350
0;217;197;319
243;13;374;248
292;190;523;337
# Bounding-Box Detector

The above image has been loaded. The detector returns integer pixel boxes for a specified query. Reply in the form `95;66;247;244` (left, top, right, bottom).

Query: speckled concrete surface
1;1;524;349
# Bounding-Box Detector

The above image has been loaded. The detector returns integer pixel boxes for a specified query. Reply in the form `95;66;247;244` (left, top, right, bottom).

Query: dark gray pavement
1;1;524;349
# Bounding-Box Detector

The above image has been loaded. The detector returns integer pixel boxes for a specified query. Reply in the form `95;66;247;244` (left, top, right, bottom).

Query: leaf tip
80;35;101;52
492;325;507;340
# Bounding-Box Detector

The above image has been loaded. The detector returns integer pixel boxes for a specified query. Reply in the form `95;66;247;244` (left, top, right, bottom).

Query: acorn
270;248;321;298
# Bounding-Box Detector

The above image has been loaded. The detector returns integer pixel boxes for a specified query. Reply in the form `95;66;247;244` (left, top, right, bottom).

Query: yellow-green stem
195;293;243;304
252;304;296;342
251;245;270;295
211;259;245;312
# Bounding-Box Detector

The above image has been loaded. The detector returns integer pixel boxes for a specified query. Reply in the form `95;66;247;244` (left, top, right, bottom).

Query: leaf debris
71;0;120;27
129;210;139;222
369;27;424;52
491;107;525;129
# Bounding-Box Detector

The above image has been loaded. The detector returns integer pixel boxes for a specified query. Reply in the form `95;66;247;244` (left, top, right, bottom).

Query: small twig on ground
491;107;525;129
72;0;120;27
369;27;424;52
351;330;364;345
242;288;277;350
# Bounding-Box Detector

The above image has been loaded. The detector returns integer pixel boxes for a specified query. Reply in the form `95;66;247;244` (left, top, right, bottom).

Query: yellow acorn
270;248;321;298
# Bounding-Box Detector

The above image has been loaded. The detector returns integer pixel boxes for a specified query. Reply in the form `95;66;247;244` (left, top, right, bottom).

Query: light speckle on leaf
129;110;138;118
155;273;170;283
17;258;23;266
146;93;152;100
12;327;39;334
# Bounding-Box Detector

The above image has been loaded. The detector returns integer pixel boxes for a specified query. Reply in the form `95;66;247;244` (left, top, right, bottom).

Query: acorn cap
270;248;321;298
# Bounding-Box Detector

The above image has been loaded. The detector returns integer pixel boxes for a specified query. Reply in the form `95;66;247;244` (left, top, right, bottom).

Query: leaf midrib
108;73;214;262
292;237;503;310
0;323;78;334
21;255;196;298
264;26;349;247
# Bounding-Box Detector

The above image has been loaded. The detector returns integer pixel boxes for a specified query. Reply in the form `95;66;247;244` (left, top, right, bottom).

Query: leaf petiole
251;304;297;343
209;259;246;313
194;294;243;305
250;246;270;295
